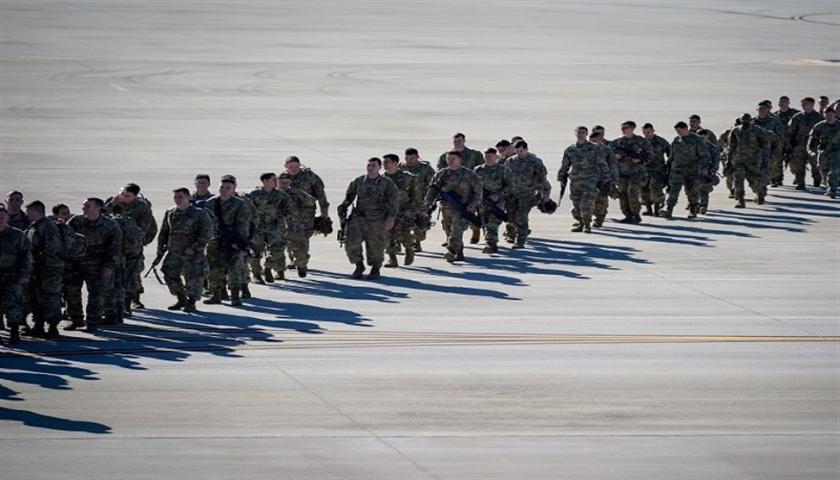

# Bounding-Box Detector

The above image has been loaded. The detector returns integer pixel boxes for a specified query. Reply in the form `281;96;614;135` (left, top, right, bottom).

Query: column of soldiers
3;95;839;344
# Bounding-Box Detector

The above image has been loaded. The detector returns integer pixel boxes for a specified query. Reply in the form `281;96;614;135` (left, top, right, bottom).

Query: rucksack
115;216;145;256
56;222;86;261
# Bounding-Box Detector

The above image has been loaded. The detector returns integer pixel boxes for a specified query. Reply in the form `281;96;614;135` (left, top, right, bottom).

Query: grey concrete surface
1;1;839;479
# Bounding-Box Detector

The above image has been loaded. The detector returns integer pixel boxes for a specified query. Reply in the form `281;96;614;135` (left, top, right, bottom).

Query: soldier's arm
43;224;62;260
140;205;158;246
436;153;447;171
193;210;212;253
234;202;252;242
808;126;821;154
385;181;399;222
156;210;170;253
536;161;551;198
312;173;330;215
557;150;572;182
339;178;358;212
467;173;483;210
409;176;422;215
501;167;513;196
423;173;442;210
18;234;33;282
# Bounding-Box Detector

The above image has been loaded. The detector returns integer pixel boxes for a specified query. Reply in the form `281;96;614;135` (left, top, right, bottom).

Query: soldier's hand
19;277;29;286
184;247;195;256
489;193;499;202
631;157;641;164
384;218;395;231
101;268;113;282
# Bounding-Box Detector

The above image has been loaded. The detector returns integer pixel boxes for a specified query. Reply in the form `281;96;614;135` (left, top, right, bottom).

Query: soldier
339;157;398;279
437;133;484;245
278;173;317;277
475;147;513;252
107;213;145;323
754;102;786;197
191;174;213;203
203;175;252;307
590;127;617;228
5;191;29;231
157;187;212;312
383;153;421;267
66;198;122;332
502;141;550;247
399;147;435;252
695;129;720;214
245;173;291;283
641;123;671;217
808;107;840;198
558;127;611;233
495;139;515;164
24;201;64;338
773;96;800;186
611;121;653;224
423;150;482;261
689;114;718;144
719;118;741;198
729;113;771;208
105;183;158;311
819;96;830;115
661;122;710;219
0;204;32;344
787;97;824;189
285;156;329;266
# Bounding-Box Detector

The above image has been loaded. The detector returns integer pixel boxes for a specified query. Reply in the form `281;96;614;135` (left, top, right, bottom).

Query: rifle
557;178;567;206
439;190;483;228
482;189;510;222
214;198;252;254
336;204;350;248
613;143;649;164
143;250;165;285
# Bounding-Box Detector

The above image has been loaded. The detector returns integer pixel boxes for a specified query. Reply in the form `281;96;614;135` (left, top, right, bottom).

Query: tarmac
1;1;839;478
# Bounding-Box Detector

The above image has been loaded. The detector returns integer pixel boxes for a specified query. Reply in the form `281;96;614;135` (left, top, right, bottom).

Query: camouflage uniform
204;195;252;295
290;168;328;216
108;215;145;321
66;215;122;325
611;135;653;220
245;187;291;275
340;175;399;267
503;153;550;245
437;148;484;170
281;187;316;268
809;120;840;195
7;211;29;231
399;160;435;243
26;217;64;327
754;114;785;194
592;141;617;225
719;127;735;196
667;133;711;214
787;110;824;186
105;197;157;301
773;107;800;184
425;167;482;255
696;132;720;210
474;162;513;246
0;226;31;327
157;205;212;300
642;134;671;214
384;169;421;257
729;124;771;201
558;141;611;227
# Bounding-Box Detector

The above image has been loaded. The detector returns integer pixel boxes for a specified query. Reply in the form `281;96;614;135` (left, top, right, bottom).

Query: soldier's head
404;147;419;166
383;153;400;173
0;204;8;230
260;172;277;190
514;140;529;158
575;126;588;143
819;96;829;109
825;107;837;123
285;155;302;175
446;150;463;170
278;173;292;191
452;133;466;151
82;197;104;220
52;203;71;223
778;96;790;109
120;183;141;204
25;200;45;222
172;187;190;209
757;102;771;118
674;121;689;137
620;121;636;138
5;191;23;213
510;136;524;144
688;115;701;130
801;97;815;112
590;130;604;143
194;174;211;194
218;175;237;199
495;139;512;157
759;99;772;109
641;123;654;139
366;157;382;178
483;147;498;165
740;113;753;128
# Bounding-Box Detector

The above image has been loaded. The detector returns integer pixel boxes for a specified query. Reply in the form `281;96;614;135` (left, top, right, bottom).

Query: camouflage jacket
611;135;654;177
809;120;840;155
384;170;422;218
788;110;824;149
729;124;771;163
283;187;317;233
645;135;671;174
437;147;485;170
505;153;551;197
773;107;800;127
425;167;482;211
558;142;611;184
754;114;785;152
670;133;711;174
290;168;329;212
157;205;213;255
68;215;122;269
399;161;435;191
246;187;291;230
105;197;158;246
7;211;29;231
475;162;513;196
203;195;252;245
341;175;399;222
0;226;32;281
26;216;63;271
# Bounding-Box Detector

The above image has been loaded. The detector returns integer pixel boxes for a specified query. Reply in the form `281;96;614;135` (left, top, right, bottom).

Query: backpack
115;216;145;256
56;222;86;261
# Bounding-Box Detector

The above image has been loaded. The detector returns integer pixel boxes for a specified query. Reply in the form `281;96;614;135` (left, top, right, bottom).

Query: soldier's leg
651;178;666;211
344;217;365;265
162;253;187;297
579;183;597;228
627;177;643;218
514;195;533;245
41;270;64;329
807;150;822;185
64;264;84;322
364;219;387;268
748;160;764;196
770;152;784;185
617;178;631;218
593;191;608;225
133;254;145;303
249;232;267;278
206;240;230;293
186;254;209;300
504;196;518;241
441;212;452;245
827;153;840;196
83;265;108;325
733;161;748;201
265;227;286;272
790;148;807;186
818;153;830;187
1;280;25;327
569;181;584;223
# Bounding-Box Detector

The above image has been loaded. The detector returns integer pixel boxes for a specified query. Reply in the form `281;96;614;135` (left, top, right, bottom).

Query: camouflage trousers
28;268;63;325
479;201;505;245
249;224;286;274
617;175;644;217
593;191;610;223
163;251;208;300
345;216;386;267
386;213;415;255
666;170;699;208
207;239;247;291
66;262;113;324
789;146;821;185
824;152;840;193
641;172;666;207
285;230;310;268
1;274;26;326
569;180;599;223
504;194;537;244
439;207;470;252
107;255;141;317
818;151;832;187
770;149;785;184
732;157;763;199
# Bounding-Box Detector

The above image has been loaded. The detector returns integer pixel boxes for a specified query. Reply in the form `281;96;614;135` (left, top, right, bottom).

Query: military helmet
537;198;558;215
313;216;334;236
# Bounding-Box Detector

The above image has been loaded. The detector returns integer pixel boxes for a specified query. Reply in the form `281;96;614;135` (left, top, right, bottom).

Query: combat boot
813;174;822;187
385;253;399;268
660;205;674;219
413;240;423;252
84;323;98;333
404;249;415;266
183;298;199;313
511;242;525;250
470;228;480;244
26;322;46;338
263;267;274;284
482;243;495;254
618;216;633;224
203;291;223;305
168;293;188;311
795;184;806;191
735;198;746;208
9;325;21;344
275;268;285;281
441;241;449;247
444;249;457;263
653;203;662;217
352;263;365;279
456;249;465;261
123;298;133;318
297;266;307;278
241;284;252;299
593;218;604;228
687;205;697;219
631;214;642;224
131;295;145;310
756;193;765;205
46;323;60;340
642;203;653;216
220;288;230;301
64;317;85;331
728;191;735;198
230;289;242;307
825;190;836;199
252;271;265;285
286;264;297;271
583;220;592;233
699;205;708;215
571;223;584;232
101;313;119;326
367;266;381;280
